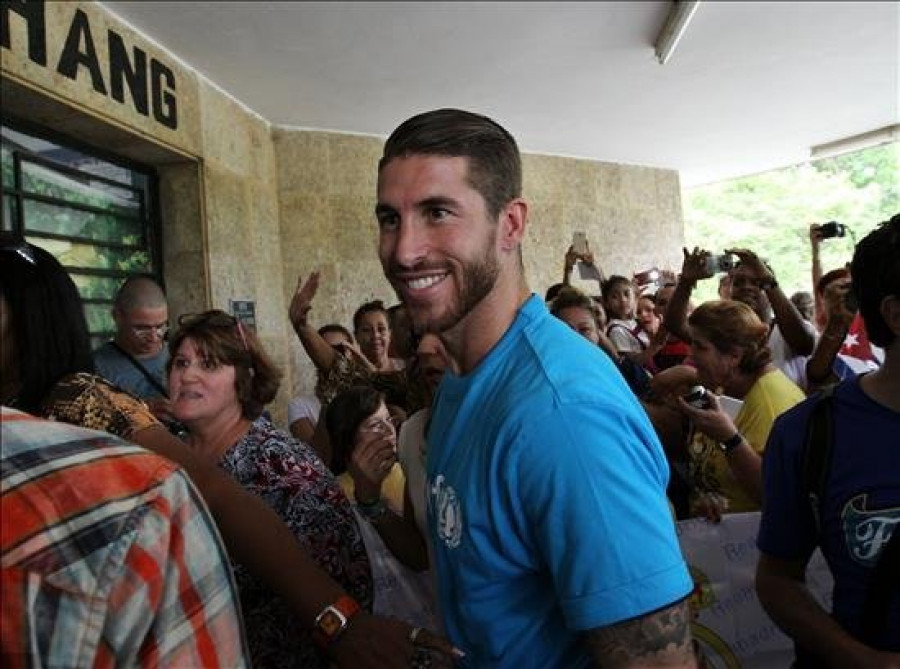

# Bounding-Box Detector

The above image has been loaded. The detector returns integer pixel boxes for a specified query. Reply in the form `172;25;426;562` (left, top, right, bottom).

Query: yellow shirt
338;463;406;515
690;369;805;514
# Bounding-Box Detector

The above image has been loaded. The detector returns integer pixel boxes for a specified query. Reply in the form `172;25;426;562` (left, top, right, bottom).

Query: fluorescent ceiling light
810;124;900;160
654;1;702;65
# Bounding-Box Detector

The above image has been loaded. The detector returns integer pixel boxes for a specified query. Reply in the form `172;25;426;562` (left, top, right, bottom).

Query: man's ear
497;198;528;253
880;295;900;337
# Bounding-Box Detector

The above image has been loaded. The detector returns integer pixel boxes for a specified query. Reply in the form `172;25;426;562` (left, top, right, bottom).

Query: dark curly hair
167;311;281;420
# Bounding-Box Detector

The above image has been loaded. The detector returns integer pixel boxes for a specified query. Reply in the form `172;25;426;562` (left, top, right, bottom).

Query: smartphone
572;231;589;256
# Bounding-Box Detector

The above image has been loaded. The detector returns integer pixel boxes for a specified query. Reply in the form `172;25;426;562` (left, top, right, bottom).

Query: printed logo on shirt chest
429;474;463;549
841;494;900;567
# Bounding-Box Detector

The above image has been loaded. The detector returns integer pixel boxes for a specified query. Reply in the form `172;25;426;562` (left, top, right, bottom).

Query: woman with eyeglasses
0;235;457;668
167;312;373;668
324;386;437;631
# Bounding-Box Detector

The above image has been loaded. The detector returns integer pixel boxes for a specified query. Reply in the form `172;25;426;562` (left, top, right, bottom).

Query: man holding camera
664;246;816;389
756;214;900;666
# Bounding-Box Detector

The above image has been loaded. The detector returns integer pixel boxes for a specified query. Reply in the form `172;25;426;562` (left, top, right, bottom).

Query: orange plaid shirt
1;408;249;668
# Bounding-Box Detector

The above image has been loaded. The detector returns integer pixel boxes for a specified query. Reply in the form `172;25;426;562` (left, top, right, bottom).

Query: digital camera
684;385;712;409
705;253;736;275
819;221;847;239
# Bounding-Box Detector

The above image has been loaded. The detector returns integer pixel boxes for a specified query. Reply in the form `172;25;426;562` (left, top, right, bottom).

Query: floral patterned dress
220;415;372;668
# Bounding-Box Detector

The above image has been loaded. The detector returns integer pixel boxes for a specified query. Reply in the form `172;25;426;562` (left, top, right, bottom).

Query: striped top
1;407;249;668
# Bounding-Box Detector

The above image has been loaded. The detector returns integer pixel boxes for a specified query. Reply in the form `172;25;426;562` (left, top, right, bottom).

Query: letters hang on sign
1;1;178;130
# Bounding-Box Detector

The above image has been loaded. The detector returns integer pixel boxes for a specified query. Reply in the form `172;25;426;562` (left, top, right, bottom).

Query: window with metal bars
1;116;162;350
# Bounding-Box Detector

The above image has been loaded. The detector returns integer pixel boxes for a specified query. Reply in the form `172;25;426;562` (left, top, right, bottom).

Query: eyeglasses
177;310;252;353
131;323;169;339
359;415;401;436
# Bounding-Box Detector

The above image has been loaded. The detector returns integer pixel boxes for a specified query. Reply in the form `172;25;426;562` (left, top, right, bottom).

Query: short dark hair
601;275;633;298
379;108;522;220
544;282;565;303
318;323;354;344
323;385;384;477
550;286;599;321
0;235;94;412
353;300;389;333
850;213;900;347
815;268;850;297
113;274;166;312
167;311;281;420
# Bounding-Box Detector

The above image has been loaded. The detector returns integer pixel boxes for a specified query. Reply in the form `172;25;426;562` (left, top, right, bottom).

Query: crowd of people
2;108;897;668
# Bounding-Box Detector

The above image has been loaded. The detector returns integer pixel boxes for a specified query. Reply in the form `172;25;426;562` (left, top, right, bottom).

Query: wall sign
229;299;257;332
1;0;178;129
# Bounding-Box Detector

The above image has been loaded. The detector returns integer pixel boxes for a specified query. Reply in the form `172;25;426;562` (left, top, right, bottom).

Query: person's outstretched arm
663;247;712;343
132;425;456;667
806;279;854;392
289;272;340;372
728;248;815;356
809;223;825;325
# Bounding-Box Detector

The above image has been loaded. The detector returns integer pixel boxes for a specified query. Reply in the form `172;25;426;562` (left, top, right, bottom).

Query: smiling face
355;310;391;365
555;305;600;345
729;266;767;317
169;337;240;426
376;155;502;336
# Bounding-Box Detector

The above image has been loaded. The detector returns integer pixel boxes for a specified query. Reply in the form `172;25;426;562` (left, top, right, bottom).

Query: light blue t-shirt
93;341;169;400
426;295;691;668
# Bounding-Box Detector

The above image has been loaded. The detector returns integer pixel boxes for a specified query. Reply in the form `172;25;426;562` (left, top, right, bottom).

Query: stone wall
273;131;685;401
3;1;685;426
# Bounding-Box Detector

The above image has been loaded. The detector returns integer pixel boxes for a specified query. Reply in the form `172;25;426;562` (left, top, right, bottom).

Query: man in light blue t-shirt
93;275;172;423
375;109;694;668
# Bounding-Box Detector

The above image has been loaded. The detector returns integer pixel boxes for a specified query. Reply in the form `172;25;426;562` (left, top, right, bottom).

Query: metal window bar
1;119;162;341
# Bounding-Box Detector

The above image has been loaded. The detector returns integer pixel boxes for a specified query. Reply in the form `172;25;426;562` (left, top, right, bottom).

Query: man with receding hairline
93;275;172;421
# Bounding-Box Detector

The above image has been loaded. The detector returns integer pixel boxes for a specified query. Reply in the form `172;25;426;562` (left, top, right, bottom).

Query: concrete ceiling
102;1;899;187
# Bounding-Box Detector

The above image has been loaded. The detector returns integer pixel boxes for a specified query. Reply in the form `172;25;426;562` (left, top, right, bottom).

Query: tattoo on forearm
583;598;696;668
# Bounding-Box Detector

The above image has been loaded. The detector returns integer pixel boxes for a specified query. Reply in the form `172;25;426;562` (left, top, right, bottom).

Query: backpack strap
606;322;647;350
109;342;169;398
801;384;836;537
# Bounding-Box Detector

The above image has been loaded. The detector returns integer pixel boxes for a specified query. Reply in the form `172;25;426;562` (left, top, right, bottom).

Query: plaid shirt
1;407;249;668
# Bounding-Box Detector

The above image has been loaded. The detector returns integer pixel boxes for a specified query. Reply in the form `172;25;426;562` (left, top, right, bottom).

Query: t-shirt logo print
841;494;900;567
430;474;463;549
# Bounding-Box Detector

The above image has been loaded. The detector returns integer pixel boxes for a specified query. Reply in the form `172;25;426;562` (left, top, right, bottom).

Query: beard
390;234;501;337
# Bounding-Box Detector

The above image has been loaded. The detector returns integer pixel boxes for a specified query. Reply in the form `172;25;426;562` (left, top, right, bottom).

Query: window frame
1;113;164;345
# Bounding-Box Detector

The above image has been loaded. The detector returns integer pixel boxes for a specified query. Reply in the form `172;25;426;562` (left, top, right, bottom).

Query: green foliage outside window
2;122;156;343
684;143;898;304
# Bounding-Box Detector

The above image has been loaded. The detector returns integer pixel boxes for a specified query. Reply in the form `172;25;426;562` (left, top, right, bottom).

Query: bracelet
356;497;388;520
718;432;744;454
